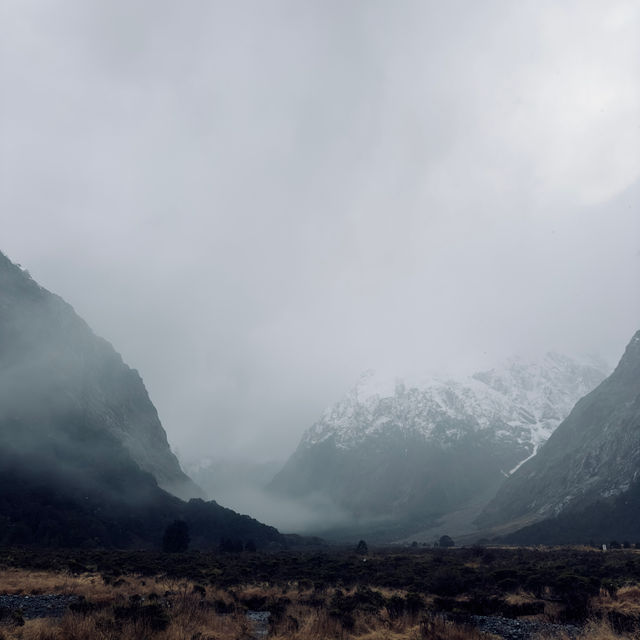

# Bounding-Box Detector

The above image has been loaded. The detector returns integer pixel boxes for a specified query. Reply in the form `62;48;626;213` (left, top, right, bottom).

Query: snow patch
301;353;608;455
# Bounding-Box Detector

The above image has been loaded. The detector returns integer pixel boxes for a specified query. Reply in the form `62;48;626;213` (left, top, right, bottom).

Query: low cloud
2;1;639;465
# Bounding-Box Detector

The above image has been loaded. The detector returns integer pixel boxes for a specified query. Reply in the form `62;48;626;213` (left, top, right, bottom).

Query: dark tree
219;537;233;553
219;537;243;553
162;519;190;553
355;539;368;554
439;534;455;548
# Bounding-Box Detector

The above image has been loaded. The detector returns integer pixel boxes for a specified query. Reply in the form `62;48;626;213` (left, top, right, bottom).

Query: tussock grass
0;568;155;601
504;590;538;606
1;547;639;639
593;586;640;617
0;575;504;640
0;570;79;596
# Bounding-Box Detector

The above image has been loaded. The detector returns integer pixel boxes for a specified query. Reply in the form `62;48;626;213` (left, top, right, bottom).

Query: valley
1;257;639;640
3;1;639;638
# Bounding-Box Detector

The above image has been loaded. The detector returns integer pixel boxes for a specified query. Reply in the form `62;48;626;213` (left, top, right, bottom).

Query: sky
2;0;639;466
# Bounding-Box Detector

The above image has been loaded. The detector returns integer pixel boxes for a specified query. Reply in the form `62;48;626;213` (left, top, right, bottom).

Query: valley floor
0;547;638;639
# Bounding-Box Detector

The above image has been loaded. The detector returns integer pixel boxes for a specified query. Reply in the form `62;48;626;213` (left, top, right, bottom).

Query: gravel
246;610;271;638
0;594;81;620
463;615;581;640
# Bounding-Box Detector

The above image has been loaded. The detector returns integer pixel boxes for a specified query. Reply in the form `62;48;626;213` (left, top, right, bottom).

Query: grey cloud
2;1;638;468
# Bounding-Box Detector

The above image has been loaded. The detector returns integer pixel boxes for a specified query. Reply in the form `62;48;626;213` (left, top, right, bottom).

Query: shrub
405;591;425;616
386;594;406;619
439;535;455;548
355;540;368;555
162;520;189;553
113;603;170;631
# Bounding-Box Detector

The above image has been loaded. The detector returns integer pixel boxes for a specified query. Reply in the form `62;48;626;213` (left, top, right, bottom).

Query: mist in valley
188;457;353;534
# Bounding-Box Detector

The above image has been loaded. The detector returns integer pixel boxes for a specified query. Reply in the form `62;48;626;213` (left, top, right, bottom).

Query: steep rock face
0;250;200;500
269;356;606;536
0;250;285;549
478;330;640;534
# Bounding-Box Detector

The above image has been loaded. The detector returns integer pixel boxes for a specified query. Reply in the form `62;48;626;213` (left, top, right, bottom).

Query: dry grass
2;608;248;640
504;590;538;606
0;568;160;601
0;608;501;640
0;570;84;597
0;569;638;640
592;586;640;618
0;573;505;640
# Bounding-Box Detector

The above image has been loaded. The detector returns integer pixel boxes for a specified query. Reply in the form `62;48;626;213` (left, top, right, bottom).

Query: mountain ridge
0;250;200;501
478;329;640;538
269;354;607;539
0;249;285;549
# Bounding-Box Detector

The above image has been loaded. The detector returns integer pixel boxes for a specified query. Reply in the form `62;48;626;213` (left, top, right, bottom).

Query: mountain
477;330;640;543
269;356;607;540
0;250;284;548
0;251;200;501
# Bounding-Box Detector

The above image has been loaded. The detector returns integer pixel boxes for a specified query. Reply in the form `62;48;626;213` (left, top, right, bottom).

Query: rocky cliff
0;250;200;500
478;330;640;539
0;250;285;549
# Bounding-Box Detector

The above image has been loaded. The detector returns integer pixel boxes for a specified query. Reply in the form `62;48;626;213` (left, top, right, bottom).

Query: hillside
0;250;283;549
269;357;606;539
478;330;640;543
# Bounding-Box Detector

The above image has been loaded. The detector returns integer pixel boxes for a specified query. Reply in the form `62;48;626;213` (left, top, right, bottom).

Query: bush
162;520;189;553
386;594;405;619
405;591;424;616
439;535;455;548
113;603;170;631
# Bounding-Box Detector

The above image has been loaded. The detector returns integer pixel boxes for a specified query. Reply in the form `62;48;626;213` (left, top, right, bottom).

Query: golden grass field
0;567;638;640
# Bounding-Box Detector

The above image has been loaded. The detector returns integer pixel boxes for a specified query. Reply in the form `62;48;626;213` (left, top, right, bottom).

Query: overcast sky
2;1;639;464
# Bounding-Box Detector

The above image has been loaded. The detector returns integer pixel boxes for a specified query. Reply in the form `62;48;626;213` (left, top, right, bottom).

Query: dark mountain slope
0;251;200;500
0;440;283;549
478;331;640;540
500;476;640;545
0;250;283;549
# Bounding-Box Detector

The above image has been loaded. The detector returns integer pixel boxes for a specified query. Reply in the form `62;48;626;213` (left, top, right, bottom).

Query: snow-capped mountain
478;331;640;543
303;354;606;469
269;354;607;539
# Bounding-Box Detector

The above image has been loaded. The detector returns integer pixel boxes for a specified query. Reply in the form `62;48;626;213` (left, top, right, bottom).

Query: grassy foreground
0;547;638;639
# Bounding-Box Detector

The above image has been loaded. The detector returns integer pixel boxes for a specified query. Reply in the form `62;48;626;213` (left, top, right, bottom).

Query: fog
2;0;639;497
185;457;353;533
